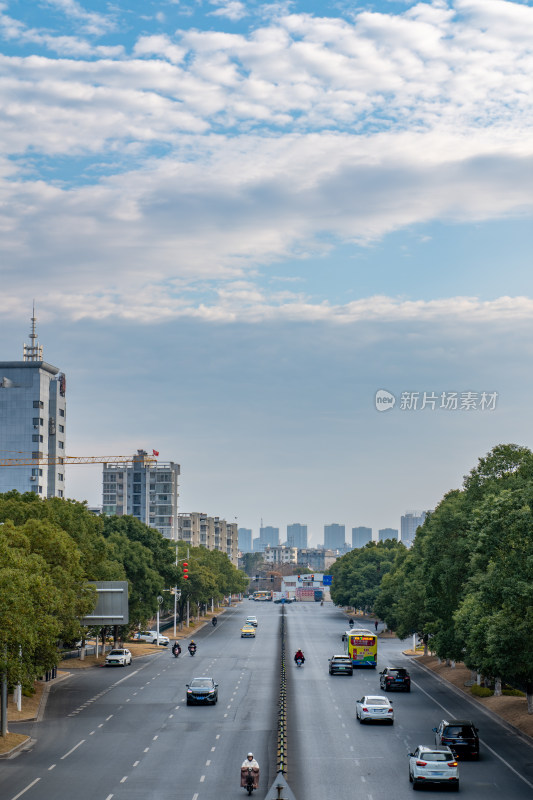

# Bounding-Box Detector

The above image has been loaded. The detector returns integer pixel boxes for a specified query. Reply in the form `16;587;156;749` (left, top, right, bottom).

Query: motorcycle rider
242;753;259;769
212;616;218;627
349;618;354;627
188;640;197;655
294;649;305;665
241;752;260;793
172;641;181;657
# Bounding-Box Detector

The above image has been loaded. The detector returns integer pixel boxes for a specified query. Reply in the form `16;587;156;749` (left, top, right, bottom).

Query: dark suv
379;666;411;692
433;719;479;759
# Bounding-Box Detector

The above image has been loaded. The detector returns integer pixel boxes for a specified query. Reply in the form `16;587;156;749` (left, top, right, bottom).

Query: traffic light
311;575;314;581
183;561;188;580
297;575;300;580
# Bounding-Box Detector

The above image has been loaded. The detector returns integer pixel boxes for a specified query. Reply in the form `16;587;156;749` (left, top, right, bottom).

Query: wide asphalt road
288;601;533;799
2;600;533;800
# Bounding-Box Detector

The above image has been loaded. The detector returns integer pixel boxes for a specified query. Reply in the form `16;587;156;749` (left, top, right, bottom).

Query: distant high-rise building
378;528;399;542
401;512;429;547
178;512;238;565
324;523;346;551
352;526;372;548
259;525;279;547
103;449;180;540
238;527;253;553
287;523;308;549
0;310;66;499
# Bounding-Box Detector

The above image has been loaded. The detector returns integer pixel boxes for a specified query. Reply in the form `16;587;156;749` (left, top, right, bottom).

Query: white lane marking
48;765;56;771
105;795;113;800
106;715;113;721
224;713;228;718
98;724;103;728
60;739;85;760
153;735;158;741
144;747;149;753
133;761;139;767
341;723;346;728
361;776;366;783
10;777;41;800
216;734;220;739
227;705;231;709
412;679;533;790
206;760;211;766
120;776;128;783
169;714;174;718
200;775;205;782
192;794;199;800
175;705;180;710
211;746;216;751
126;699;130;703
133;693;138;696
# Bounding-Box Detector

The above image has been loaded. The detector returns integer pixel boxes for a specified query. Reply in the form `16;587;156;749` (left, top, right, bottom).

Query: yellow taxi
241;624;256;638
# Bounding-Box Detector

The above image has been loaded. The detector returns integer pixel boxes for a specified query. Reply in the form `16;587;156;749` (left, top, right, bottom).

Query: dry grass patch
416;655;533;740
0;732;30;755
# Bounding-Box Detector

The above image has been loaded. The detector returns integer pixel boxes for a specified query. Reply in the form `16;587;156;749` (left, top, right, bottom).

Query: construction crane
0;453;158;467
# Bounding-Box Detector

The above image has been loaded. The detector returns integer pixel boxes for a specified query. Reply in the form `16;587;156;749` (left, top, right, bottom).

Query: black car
329;655;353;675
379;666;411;692
433;719;480;759
186;677;219;705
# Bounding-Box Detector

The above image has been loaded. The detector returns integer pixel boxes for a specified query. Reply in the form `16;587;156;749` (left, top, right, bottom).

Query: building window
33;400;44;408
58;425;64;433
32;417;44;426
59;408;65;416
58;490;63;498
32;434;44;443
58;441;64;449
38;486;43;494
58;473;64;481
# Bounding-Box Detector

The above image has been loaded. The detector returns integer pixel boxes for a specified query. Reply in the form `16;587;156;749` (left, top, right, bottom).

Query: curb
0;736;36;760
408;656;533;750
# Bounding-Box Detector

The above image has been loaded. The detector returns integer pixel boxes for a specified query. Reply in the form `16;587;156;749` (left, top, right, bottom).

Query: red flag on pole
152;450;159;456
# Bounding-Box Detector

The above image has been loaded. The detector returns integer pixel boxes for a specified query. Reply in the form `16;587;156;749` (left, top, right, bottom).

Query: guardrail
277;607;288;774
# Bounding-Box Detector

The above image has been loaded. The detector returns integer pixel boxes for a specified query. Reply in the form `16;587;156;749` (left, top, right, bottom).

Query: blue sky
1;0;532;546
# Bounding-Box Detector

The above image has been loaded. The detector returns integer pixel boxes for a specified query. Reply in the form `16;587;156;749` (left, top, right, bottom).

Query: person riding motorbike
172;642;181;657
241;753;260;795
188;640;197;656
212;616;218;627
349;618;354;627
294;649;305;665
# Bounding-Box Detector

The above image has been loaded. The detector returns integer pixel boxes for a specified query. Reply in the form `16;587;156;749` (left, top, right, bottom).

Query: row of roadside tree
330;444;533;713
0;490;248;698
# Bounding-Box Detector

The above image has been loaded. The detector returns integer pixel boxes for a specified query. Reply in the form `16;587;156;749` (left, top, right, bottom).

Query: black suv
379;666;411;692
329;655;353;675
433;719;479;759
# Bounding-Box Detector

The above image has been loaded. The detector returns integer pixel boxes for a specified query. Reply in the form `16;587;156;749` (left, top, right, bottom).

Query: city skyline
1;1;532;538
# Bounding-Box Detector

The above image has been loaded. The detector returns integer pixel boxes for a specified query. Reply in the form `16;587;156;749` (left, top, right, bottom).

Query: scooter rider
212;616;218;627
172;641;181;657
241;752;260;793
294;649;305;665
242;753;259;769
188;640;197;655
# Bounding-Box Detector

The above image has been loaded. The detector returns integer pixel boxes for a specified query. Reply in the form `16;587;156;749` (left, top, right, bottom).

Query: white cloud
209;0;247;22
41;0;116;36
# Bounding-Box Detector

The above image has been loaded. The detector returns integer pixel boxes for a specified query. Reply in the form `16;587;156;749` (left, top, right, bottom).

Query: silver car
408;745;459;790
356;695;394;724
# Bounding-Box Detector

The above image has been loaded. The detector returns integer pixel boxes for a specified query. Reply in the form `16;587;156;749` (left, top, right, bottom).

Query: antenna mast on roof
23;302;43;362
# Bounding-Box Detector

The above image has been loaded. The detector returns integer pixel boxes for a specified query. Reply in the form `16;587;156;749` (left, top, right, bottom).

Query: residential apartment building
352;526;372;548
378;527;399;542
286;523;308;548
262;545;298;565
102;450;180;540
401;511;429;547
297;547;337;571
178;512;239;566
324;523;346;551
238;527;253;553
0;313;66;499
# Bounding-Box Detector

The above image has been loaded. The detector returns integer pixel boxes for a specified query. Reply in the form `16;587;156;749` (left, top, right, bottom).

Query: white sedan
409;746;459;790
356;695;394;724
105;648;132;667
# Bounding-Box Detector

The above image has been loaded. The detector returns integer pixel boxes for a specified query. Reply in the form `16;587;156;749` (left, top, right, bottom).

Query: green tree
330;540;404;612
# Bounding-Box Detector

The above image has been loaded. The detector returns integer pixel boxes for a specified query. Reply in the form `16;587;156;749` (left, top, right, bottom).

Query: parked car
134;631;170;645
380;666;411;692
433;719;480;759
105;648;132;667
328;655;353;675
409;745;459;790
186;677;218;705
356;695;394;724
241;624;256;638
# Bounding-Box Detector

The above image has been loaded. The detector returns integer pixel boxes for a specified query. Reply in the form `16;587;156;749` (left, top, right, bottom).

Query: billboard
81;581;129;626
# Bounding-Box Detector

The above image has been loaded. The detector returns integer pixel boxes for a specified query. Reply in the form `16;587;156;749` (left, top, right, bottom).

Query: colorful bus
343;628;378;668
252;590;272;601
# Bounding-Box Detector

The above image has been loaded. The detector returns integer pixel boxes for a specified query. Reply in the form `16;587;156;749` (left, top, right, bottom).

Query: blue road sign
322;575;333;586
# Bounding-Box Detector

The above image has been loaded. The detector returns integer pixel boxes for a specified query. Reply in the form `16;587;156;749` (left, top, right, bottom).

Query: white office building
0;313;66;499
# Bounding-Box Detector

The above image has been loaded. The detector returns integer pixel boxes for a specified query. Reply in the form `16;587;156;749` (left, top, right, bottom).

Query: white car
245;616;258;627
134;631;170;645
356;695;394;724
105;648;132;667
408;746;459;790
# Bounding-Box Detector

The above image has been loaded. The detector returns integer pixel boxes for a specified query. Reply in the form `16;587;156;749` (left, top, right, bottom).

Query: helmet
247;753;254;758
